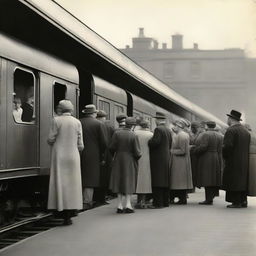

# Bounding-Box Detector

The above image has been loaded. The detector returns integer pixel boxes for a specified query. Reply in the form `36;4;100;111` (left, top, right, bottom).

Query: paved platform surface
2;190;256;256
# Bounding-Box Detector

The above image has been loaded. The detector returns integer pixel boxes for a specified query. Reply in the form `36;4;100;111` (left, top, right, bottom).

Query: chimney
153;40;158;49
139;28;145;38
193;43;198;50
162;43;167;49
172;34;183;50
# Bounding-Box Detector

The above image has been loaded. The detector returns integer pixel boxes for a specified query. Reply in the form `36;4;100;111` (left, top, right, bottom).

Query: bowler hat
155;112;166;119
226;109;242;121
97;110;107;118
125;117;137;126
206;121;216;128
116;114;127;123
82;104;97;114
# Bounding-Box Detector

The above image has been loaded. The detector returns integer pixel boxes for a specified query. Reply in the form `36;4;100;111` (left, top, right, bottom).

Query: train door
6;64;39;170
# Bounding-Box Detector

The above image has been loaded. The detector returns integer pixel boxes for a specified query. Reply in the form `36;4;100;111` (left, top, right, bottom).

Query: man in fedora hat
80;104;107;209
148;112;172;208
222;110;250;208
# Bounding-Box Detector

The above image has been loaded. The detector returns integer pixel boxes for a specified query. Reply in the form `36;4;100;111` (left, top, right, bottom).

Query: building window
13;68;36;124
54;82;67;116
99;100;110;120
190;61;201;79
164;62;175;79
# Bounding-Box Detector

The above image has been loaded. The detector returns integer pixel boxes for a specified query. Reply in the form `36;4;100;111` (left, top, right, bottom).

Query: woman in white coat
135;120;153;208
47;100;84;225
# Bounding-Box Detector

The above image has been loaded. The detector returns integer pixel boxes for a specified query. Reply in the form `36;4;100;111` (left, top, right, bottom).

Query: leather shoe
116;208;124;214
199;200;213;205
124;208;135;213
226;204;242;208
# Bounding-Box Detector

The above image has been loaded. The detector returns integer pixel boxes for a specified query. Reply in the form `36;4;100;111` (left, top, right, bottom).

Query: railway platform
1;189;256;256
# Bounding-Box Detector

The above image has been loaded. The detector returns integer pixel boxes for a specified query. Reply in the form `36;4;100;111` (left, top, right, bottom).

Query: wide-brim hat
155;112;166;119
82;104;97;114
125;117;137;126
226;109;242;121
97;110;107;118
206;121;216;128
174;120;185;129
116;114;127;123
58;100;74;112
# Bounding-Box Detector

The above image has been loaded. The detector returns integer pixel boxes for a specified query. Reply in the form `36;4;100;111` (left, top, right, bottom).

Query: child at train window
13;97;23;123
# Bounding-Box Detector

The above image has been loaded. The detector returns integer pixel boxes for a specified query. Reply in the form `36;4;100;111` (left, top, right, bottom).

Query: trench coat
47;113;84;211
222;124;250;191
170;131;193;190
80;116;107;188
135;128;153;194
248;131;256;196
109;128;141;194
193;129;222;188
148;124;172;188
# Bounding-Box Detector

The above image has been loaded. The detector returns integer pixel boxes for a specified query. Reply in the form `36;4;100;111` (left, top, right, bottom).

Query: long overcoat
248;131;256;196
170;131;193;190
222;124;250;191
109;128;141;194
47;113;84;211
193;129;222;188
80;116;107;188
148;124;172;188
135;128;153;194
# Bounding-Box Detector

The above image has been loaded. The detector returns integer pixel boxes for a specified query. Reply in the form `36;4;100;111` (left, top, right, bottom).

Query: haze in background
56;0;256;56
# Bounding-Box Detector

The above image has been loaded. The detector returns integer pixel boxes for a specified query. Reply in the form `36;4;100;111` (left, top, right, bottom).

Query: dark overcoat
148;124;172;188
222;124;250;191
248;131;256;196
109;128;141;194
100;121;115;188
193;129;223;188
80;116;107;188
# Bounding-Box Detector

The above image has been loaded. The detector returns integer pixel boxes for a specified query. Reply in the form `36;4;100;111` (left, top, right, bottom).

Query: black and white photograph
0;0;256;255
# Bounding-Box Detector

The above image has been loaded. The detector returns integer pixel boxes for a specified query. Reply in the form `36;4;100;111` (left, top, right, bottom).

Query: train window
114;104;124;115
54;82;67;115
13;69;35;124
99;100;110;120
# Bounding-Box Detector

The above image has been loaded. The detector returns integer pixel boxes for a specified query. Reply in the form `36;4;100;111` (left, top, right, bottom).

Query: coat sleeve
222;129;234;159
193;133;209;155
77;121;84;151
109;132;118;155
148;127;161;148
47;118;58;145
133;134;142;160
172;133;187;156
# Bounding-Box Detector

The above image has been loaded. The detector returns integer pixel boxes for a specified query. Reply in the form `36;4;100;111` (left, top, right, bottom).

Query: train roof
0;0;227;127
0;33;79;84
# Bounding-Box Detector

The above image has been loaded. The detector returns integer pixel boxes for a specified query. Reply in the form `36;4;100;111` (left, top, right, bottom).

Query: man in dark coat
80;105;107;209
148;112;172;208
94;110;115;204
193;121;223;205
21;96;34;122
222;110;250;208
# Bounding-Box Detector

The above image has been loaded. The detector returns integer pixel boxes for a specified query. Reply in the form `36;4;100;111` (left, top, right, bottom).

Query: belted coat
80;116;107;188
248;131;256;196
193;129;223;188
222;124;250;191
47;113;84;211
170;131;193;190
135;128;153;194
148;124;172;188
109;128;141;194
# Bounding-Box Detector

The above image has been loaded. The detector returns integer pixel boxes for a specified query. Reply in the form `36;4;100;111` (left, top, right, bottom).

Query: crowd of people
46;99;256;225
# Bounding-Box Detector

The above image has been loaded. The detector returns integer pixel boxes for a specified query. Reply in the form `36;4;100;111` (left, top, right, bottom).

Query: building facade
121;28;256;128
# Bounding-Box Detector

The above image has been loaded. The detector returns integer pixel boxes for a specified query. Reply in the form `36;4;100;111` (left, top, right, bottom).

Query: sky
55;0;256;57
